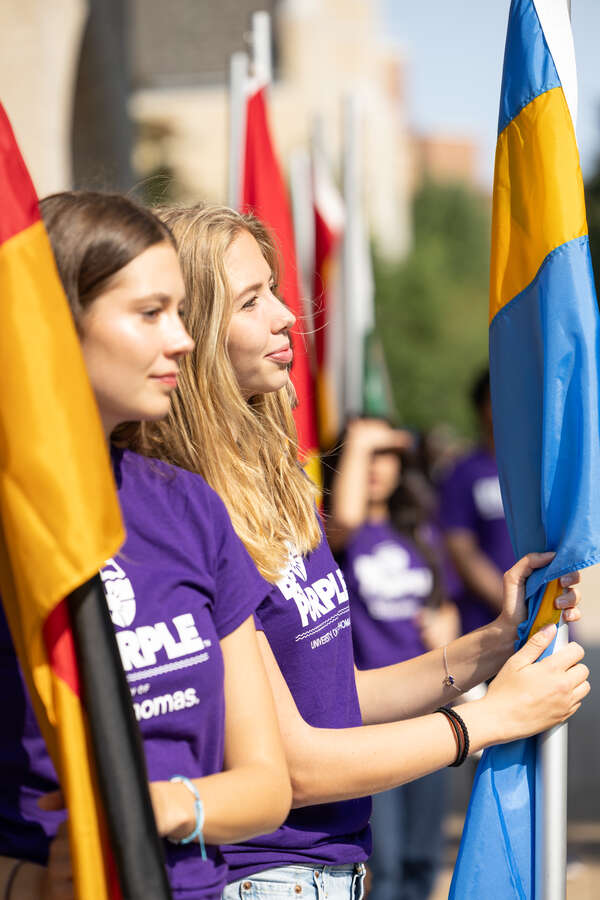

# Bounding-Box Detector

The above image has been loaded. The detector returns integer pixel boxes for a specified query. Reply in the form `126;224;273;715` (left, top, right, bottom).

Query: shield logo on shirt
100;557;136;627
287;545;307;582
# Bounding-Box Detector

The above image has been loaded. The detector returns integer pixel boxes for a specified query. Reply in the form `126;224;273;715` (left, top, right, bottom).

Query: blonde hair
131;204;320;581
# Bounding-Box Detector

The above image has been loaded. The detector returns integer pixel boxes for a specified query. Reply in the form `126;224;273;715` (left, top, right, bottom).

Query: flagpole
536;17;574;900
251;10;272;87
69;575;173;898
341;94;361;417
535;18;571;898
228;51;248;210
535;615;569;900
342;94;374;418
289;146;316;343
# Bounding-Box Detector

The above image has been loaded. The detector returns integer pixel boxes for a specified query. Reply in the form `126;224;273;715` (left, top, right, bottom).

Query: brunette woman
0;193;290;900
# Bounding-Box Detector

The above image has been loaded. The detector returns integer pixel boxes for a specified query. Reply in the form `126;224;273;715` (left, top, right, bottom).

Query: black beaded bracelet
436;706;470;767
4;860;25;900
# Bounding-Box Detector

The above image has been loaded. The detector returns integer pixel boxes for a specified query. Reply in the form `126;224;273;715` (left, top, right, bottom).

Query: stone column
0;0;88;195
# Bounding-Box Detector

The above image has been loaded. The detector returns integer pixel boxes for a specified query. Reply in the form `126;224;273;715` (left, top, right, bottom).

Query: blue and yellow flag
450;1;600;896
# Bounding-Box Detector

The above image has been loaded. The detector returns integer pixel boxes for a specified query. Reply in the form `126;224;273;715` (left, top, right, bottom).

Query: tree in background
374;181;490;436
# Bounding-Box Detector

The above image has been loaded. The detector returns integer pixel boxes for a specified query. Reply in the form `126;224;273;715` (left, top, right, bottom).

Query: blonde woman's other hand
498;552;582;638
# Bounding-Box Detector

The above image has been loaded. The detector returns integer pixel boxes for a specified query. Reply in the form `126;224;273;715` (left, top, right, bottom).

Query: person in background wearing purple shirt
439;369;514;635
132;203;586;900
0;192;291;900
326;417;460;900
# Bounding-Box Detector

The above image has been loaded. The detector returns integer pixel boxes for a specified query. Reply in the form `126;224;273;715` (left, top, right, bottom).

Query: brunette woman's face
225;230;295;398
367;451;401;504
80;242;193;434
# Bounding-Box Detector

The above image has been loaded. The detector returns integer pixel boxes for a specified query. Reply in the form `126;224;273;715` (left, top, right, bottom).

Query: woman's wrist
456;696;502;753
493;611;519;650
149;780;197;840
5;861;45;900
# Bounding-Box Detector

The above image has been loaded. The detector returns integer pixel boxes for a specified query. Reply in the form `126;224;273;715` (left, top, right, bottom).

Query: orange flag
0;104;125;897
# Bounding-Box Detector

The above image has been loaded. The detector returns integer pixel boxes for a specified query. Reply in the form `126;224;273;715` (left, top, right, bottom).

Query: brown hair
40;191;175;326
130;203;320;581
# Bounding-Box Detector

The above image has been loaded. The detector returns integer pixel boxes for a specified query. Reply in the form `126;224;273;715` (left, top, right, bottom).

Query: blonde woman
132;204;587;900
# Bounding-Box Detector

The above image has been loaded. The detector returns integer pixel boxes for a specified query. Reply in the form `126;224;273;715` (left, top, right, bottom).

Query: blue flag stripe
490;235;600;600
498;0;560;135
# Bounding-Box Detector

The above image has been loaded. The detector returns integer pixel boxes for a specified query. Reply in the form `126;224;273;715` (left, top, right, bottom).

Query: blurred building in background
1;0;88;195
2;0;480;260
131;0;412;260
410;134;479;191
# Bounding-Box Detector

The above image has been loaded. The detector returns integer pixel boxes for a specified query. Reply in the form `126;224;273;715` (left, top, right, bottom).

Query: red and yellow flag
0;104;124;896
241;86;321;486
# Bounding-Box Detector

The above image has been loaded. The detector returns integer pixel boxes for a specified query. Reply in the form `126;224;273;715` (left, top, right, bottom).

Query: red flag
241;87;320;480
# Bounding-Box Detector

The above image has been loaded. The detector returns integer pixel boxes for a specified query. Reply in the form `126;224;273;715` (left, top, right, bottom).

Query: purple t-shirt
0;448;269;900
222;525;371;881
439;447;514;633
341;522;431;670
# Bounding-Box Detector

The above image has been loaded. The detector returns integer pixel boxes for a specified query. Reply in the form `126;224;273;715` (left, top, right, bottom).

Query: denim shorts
222;863;366;900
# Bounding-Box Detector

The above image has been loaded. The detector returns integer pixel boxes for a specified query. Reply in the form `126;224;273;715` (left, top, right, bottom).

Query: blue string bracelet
169;775;207;859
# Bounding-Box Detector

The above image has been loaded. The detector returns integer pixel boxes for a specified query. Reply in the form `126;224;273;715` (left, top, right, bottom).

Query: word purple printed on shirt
0;448;269;900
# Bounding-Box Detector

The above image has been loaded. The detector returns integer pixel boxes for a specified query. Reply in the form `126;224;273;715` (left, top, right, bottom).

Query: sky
382;0;600;190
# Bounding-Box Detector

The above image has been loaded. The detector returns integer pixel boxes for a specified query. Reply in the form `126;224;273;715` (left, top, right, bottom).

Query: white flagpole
289;147;316;344
251;10;272;88
341;94;374;418
535;615;569;899
341;95;360;417
530;4;573;895
228;50;248;210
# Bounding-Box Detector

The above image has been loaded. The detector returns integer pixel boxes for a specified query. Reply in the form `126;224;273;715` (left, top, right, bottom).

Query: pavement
430;564;600;899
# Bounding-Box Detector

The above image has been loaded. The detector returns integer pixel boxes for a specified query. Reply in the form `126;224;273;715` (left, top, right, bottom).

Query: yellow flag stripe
316;369;340;451
54;677;113;896
0;221;124;657
528;578;563;637
489;87;587;324
303;449;323;496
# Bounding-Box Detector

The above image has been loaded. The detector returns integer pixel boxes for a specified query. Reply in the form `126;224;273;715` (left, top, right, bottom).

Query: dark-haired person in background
325;418;460;900
439;370;514;636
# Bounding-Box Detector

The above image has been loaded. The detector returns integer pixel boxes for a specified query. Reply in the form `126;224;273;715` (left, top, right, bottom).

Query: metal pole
341;95;374;418
341;95;360;417
251;10;272;87
535;4;571;897
289;146;315;340
228;51;248;210
534;617;568;900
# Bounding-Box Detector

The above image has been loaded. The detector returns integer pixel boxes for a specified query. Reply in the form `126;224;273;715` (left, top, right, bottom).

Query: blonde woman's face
80;242;193;435
225;230;295;398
